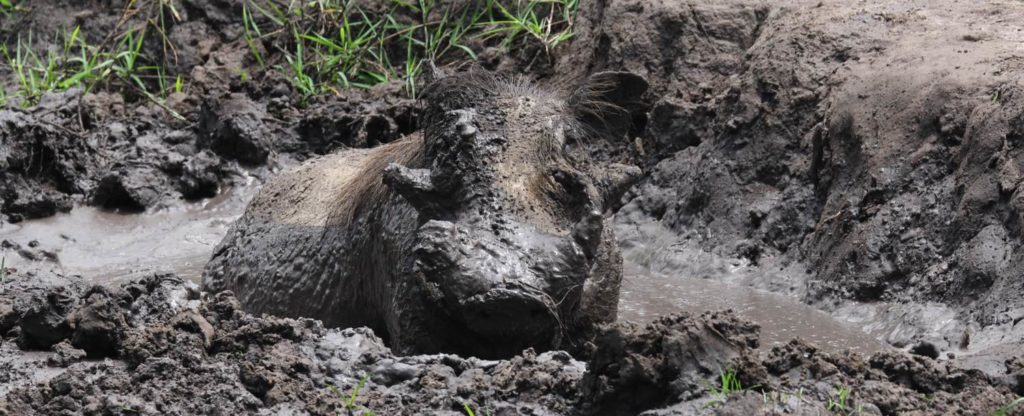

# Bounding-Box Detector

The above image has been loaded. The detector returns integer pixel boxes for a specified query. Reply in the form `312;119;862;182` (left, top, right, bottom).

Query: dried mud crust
560;0;1024;370
0;274;1018;415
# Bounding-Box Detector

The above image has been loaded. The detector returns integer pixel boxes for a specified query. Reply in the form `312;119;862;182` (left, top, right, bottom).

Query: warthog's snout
414;218;596;356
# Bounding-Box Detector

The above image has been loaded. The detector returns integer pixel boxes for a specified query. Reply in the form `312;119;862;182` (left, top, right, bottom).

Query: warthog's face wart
385;72;647;357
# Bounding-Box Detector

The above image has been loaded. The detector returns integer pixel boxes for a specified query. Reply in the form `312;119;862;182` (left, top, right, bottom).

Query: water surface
1;188;887;354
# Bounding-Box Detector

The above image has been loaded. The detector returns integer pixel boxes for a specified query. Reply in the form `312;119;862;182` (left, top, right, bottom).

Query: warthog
202;71;648;358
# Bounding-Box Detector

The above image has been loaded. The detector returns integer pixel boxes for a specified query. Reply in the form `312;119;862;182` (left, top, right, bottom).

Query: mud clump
0;274;1017;414
0;273;587;414
579;312;760;414
0;83;419;219
197;94;274;166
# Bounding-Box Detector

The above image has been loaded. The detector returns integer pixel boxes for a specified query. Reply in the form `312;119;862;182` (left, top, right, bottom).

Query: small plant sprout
827;385;864;415
328;373;375;415
995;396;1024;416
174;75;185;93
463;402;491;416
827;385;849;412
704;368;748;407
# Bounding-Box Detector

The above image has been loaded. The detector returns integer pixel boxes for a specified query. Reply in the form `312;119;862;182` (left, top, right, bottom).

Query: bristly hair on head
566;72;649;142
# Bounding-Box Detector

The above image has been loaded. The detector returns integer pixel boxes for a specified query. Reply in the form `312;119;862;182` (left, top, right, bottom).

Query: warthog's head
385;71;648;357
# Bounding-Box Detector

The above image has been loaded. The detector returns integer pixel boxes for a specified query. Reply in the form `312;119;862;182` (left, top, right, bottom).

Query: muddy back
202;134;424;334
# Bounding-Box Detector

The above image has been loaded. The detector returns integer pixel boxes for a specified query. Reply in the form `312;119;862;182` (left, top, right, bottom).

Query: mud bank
559;0;1024;376
0;273;1018;415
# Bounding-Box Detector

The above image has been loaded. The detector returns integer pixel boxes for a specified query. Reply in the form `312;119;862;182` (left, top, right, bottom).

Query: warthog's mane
327;72;624;227
328;133;425;226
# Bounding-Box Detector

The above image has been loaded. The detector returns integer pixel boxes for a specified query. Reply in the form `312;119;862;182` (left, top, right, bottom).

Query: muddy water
0;183;256;284
618;265;887;354
1;185;886;354
614;214;889;355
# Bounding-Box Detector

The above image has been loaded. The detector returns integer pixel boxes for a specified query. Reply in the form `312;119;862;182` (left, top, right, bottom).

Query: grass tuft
240;0;580;102
478;0;578;54
704;368;752;407
0;1;187;115
328;373;376;416
826;385;864;415
995;396;1024;416
463;403;492;416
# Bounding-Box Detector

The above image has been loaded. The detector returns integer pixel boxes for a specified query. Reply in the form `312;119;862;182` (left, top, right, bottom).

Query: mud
1;0;1024;413
1;274;1018;415
563;0;1024;381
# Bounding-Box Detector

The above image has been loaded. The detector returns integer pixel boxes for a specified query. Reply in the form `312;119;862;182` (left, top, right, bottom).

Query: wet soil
2;0;1024;414
1;273;1018;415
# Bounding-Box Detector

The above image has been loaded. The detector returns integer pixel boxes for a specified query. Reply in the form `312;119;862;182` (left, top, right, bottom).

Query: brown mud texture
0;0;1023;415
0;273;1017;415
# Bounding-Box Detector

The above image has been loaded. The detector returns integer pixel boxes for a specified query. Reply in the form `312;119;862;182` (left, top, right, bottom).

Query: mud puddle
0;180;257;285
615;215;889;355
618;264;887;355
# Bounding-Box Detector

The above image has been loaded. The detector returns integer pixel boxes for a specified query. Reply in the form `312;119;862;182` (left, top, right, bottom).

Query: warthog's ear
569;71;650;140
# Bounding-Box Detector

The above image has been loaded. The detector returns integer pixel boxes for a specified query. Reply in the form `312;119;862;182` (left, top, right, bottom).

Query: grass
827;386;850;412
0;0;580;110
0;1;186;115
463;403;491;416
479;0;578;54
0;0;24;16
995;397;1024;416
328;373;376;416
704;368;748;407
827;385;864;415
240;0;580;103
